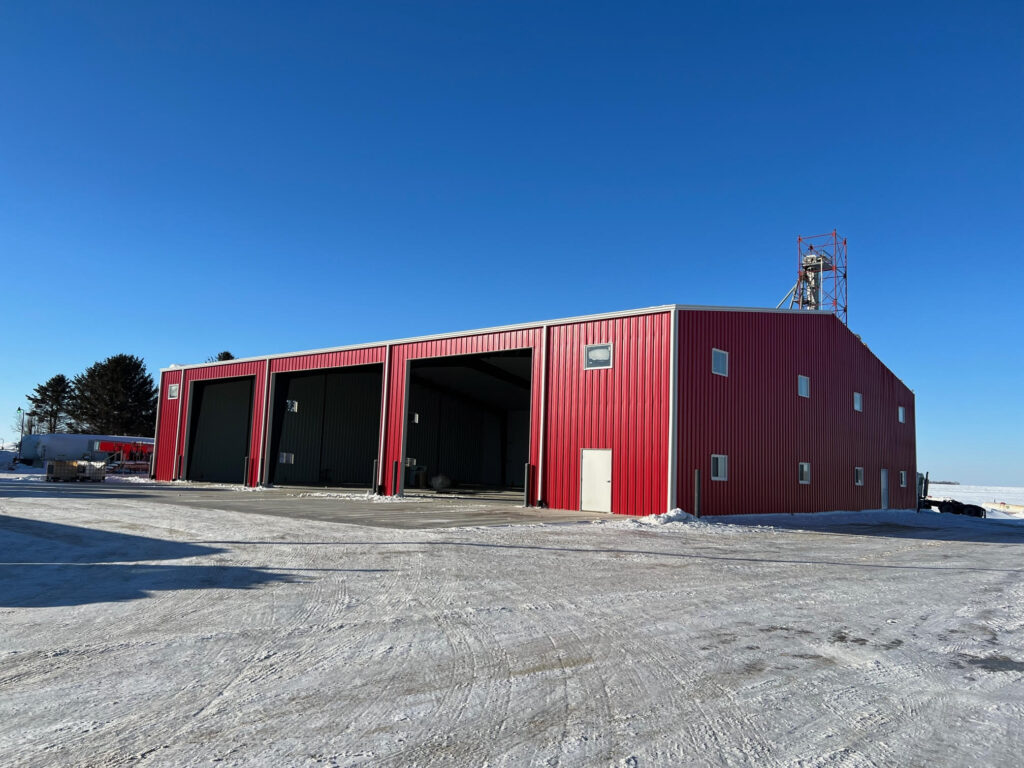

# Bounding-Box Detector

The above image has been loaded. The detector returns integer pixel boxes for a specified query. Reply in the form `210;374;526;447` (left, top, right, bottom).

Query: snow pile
295;491;427;503
597;507;776;535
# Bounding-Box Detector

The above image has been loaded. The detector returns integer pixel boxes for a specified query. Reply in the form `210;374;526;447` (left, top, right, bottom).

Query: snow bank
295;491;427;503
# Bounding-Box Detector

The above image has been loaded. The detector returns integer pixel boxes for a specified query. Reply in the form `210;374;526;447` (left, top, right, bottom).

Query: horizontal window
853;392;862;412
798;375;810;398
798;462;811;485
855;466;864;486
584;343;613;370
167;383;179;400
712;348;728;377
278;452;295;465
711;454;728;482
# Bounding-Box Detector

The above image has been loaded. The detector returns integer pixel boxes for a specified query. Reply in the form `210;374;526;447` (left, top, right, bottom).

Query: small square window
798;462;811;485
286;400;299;413
898;406;906;423
798;375;810;398
584;343;613;370
853;392;862;412
711;454;728;481
899;470;907;488
278;452;295;464
712;348;728;377
167;383;180;400
855;466;864;486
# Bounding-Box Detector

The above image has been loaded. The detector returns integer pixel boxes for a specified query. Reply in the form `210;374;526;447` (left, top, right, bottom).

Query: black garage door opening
186;377;254;484
405;349;531;495
268;364;383;487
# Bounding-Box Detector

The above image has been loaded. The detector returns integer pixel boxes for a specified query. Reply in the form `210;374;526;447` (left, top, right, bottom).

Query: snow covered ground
2;482;1024;766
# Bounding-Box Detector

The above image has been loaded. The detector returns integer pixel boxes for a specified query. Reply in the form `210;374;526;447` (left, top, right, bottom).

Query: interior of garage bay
403;349;531;496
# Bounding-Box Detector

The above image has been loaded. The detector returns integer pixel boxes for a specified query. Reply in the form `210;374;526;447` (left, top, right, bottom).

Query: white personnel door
880;468;889;509
580;449;612;513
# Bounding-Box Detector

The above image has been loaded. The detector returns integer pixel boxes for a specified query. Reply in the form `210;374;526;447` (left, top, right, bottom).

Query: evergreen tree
26;374;75;433
70;354;157;436
206;351;235;362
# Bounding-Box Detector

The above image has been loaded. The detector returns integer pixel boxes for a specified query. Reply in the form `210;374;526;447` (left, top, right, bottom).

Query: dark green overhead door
270;365;382;487
186;377;254;484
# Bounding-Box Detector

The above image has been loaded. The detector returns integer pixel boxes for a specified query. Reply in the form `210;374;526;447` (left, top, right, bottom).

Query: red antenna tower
777;230;848;326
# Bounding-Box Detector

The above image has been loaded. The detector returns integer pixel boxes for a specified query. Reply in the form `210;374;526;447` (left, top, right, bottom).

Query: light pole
16;407;24;460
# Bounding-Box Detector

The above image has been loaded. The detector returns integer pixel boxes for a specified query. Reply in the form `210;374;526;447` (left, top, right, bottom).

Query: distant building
21;434;154;465
153;305;916;516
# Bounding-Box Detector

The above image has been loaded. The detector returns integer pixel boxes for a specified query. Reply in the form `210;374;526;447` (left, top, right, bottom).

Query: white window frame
583;343;614;371
899;470;907;488
167;383;180;400
711;454;728;482
798;462;811;485
712;348;729;377
798;375;810;398
855;466;864;486
898;406;906;423
853;392;862;412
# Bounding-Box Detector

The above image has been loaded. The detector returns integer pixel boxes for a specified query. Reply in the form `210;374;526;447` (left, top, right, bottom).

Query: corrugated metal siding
544;313;671;516
154;369;183;480
270;347;385;374
382;330;543;496
676;311;917;515
162;361;267;485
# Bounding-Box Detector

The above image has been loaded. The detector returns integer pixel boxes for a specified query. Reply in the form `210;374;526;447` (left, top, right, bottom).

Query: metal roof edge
159;303;826;373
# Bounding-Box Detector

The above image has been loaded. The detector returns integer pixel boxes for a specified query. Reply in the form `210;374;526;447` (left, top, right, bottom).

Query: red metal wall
153;307;914;517
544;313;672;516
153;361;268;485
153;369;183;481
676;310;917;515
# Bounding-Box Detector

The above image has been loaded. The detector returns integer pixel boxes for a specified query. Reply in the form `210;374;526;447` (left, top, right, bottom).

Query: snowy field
2;479;1024;766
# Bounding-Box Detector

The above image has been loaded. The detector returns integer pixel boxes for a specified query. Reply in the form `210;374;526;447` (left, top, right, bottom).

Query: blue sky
1;1;1021;484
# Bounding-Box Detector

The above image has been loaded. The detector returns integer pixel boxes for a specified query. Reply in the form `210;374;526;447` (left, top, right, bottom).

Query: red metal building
153;305;916;516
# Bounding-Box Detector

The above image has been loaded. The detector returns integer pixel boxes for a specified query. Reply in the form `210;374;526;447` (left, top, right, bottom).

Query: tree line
15;350;234;439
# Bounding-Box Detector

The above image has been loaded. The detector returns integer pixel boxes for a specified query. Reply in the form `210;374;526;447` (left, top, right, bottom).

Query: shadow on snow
0;515;292;608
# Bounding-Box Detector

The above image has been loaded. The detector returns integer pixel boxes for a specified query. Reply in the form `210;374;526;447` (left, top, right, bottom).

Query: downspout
172;368;186;479
376;344;392;493
667;307;679;513
256;357;271;486
536;324;549;506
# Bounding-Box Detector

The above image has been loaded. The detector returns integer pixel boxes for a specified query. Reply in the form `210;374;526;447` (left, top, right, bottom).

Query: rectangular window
853;392;862;412
900;470;907;488
855;466;864;486
285;399;299;413
167;383;180;400
711;454;728;481
898;406;906;423
798;375;810;398
712;348;728;377
584;343;613;370
278;452;295;464
798;462;811;484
